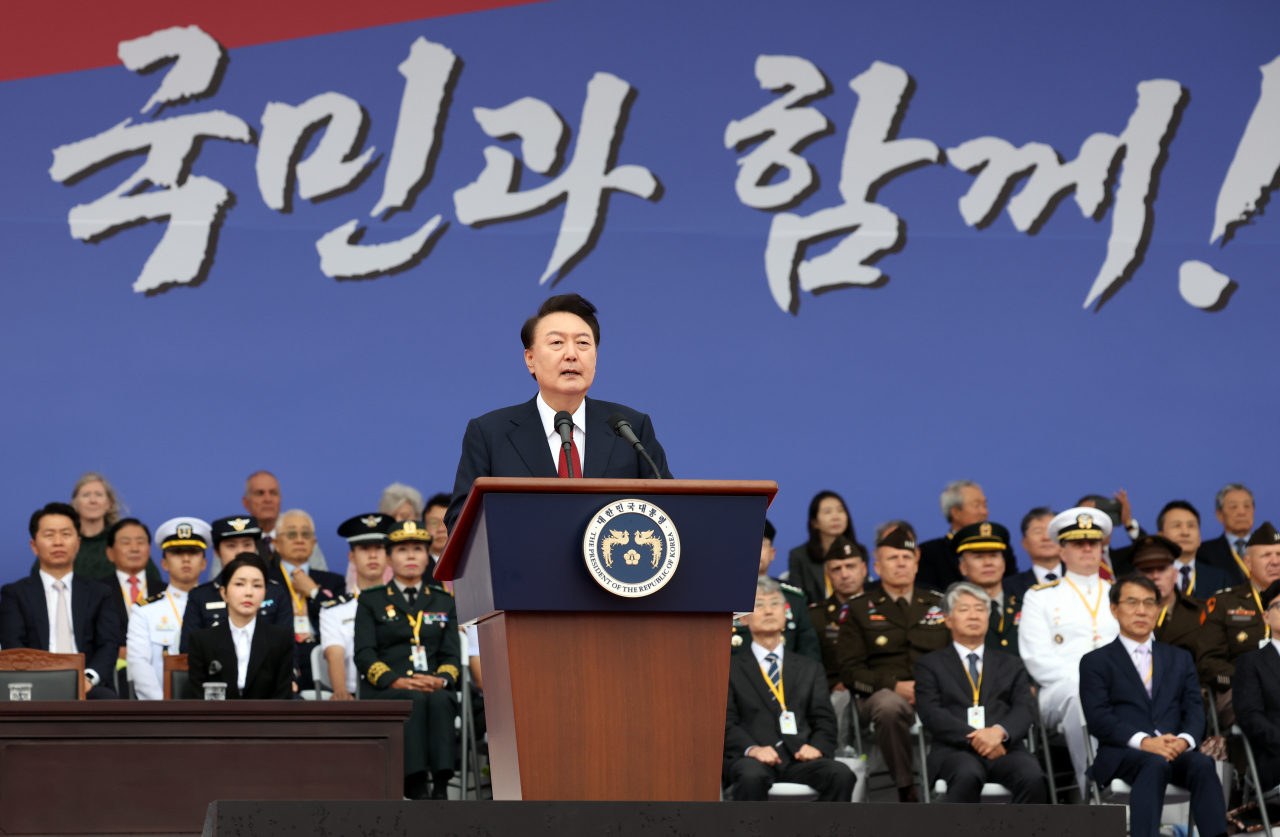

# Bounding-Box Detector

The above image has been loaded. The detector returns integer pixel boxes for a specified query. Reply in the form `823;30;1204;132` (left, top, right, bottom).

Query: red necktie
557;436;582;478
128;576;141;605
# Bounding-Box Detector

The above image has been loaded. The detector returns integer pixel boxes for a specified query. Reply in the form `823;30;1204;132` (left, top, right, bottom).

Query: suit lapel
978;649;995;705
1110;639;1152;704
1258;643;1280;688
213;620;240;698
880;594;908;628
70;576;90;650
739;650;779;711
507;396;558;478
29;577;51;650
582;398;616;478
942;648;977;703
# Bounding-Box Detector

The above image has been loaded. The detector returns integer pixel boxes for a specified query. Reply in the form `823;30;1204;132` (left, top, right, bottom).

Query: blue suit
1080;638;1226;837
1182;560;1233;599
445;395;673;531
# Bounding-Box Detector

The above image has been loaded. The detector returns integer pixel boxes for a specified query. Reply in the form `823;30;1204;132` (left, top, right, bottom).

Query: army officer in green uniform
731;520;821;661
953;521;1021;655
355;519;460;800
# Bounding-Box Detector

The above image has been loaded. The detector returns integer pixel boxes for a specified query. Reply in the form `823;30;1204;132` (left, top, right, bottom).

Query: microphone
607;412;666;479
207;660;223;676
554;410;576;478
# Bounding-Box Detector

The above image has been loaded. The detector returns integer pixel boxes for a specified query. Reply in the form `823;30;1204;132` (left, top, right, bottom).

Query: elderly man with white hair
917;481;1016;593
1018;506;1121;798
267;509;347;689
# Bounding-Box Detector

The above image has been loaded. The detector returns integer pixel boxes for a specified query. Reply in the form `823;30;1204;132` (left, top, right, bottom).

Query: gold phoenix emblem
634;530;663;568
600;530;629;568
228;518;250;531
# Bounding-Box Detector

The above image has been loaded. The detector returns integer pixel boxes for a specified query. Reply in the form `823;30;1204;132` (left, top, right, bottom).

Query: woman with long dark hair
787;491;867;604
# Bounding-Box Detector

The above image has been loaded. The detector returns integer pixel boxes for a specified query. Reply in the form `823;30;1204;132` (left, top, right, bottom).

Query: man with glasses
268;509;345;690
1080;574;1226;837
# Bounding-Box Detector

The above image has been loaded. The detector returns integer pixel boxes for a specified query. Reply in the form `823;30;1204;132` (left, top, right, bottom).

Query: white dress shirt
126;585;188;700
1031;562;1063;584
953;640;985;675
535;393;586;473
746;640;786;755
230;618;257;691
1272;638;1280;656
1117;633;1196;752
319;595;359;694
38;569;78;655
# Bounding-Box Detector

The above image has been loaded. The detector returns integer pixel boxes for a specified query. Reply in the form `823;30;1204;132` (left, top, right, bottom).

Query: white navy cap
1047;507;1112;543
154;517;212;551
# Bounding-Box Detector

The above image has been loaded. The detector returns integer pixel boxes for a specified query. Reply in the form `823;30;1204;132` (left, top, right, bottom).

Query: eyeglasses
1119;597;1158;609
279;530;315;540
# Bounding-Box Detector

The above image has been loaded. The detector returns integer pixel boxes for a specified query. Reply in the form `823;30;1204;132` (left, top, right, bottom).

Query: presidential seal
582;499;681;598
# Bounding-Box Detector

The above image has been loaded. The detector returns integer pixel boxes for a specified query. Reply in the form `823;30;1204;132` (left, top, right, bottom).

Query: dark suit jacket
917;534;1016;593
445;395;673;531
1197;534;1248;586
178;579;294;654
1080;638;1205;784
188;617;294;699
724;645;837;777
914;644;1036;781
1183;557;1236;597
264;555;346;632
0;574;121;685
1233;642;1280;788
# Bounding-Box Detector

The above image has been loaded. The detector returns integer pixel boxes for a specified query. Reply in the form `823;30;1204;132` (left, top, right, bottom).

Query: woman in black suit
189;553;293;700
787;491;868;605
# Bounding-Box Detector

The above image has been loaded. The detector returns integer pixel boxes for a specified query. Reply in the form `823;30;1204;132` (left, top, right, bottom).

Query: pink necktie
1136;646;1153;696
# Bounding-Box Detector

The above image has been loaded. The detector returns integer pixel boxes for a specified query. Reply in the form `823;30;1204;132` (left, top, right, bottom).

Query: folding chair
914;710;1021;803
301;645;332;700
1082;717;1194;833
1033;689;1078;804
1233;724;1276;837
0;649;85;700
847;695;928;802
453;661;485;799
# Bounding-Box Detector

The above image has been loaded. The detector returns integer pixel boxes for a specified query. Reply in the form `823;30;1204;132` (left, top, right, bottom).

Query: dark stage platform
203;800;1126;837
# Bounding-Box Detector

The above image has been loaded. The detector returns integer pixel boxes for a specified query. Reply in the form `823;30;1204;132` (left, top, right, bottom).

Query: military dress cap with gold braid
387;519;433;545
1246;521;1280;548
875;525;916;551
210;515;262;547
154;517;212;551
1047;506;1113;543
953;521;1010;554
338;513;393;544
1130;534;1182;567
823;533;860;562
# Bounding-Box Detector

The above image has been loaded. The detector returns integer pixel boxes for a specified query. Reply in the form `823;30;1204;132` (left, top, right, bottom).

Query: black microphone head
208;660;222;675
607;412;632;434
553;410;574;430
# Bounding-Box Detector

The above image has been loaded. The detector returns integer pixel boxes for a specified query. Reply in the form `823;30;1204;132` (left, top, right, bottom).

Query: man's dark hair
29;502;80;537
106;517;151;547
219;552;271;588
1109;572;1160;606
424;493;451;513
1021;506;1055;536
1156;500;1200;532
520;294;601;351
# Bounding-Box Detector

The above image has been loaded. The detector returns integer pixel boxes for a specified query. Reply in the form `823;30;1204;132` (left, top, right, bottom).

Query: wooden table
0;701;411;835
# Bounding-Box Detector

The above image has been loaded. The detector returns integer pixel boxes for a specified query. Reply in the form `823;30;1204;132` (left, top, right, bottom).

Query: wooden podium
434;478;775;801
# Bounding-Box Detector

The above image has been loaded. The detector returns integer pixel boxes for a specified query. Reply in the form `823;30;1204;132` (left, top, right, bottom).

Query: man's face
1136;561;1176;601
424;505;448;554
825;556;867;598
951;486;989;529
162;548;207;586
1160;509;1201;558
216;536;257;565
1246;545;1280;587
1022;515;1059;562
1059;539;1103;576
30;514;80;571
874;546;919;588
390;542;429;580
742;591;786;637
758;537;777;576
959;549;1005;588
106;523;151;575
944;592;990;640
523;312;597;402
1110;581;1159;639
349;544;388;578
1217;490;1255;536
275;515;315;562
243;473;281;522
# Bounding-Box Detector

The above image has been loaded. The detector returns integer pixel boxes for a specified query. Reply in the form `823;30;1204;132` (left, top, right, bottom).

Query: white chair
933;779;1014;803
1233;724;1277;837
1082;719;1194;832
300;644;331;700
767;782;820;801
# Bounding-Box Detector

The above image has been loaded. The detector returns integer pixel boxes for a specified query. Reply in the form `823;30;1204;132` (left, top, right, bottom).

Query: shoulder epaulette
321;592;355;608
780;582;807;598
1214;586;1235;595
141;591;166;605
361;584;387;593
1030;579;1062;591
426;582;453;596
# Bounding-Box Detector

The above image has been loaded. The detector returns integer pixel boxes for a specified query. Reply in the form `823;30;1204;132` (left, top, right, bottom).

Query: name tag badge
779;711;798;735
411;645;430;672
967;706;985;729
294;616;312;638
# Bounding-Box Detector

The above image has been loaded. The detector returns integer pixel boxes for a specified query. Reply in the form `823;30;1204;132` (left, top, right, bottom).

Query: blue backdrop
1;0;1276;582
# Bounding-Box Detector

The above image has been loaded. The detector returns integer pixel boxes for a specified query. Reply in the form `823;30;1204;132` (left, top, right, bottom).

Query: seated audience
235;470;329;573
918;481;1015;593
320;513;393;700
953;521;1020;654
1019;506;1121;796
0;503;121;698
1080;574;1226;837
355;519;459;800
1197;484;1255;586
724;576;855;802
267;509;346;687
1128;535;1207;670
787;491;867;606
103;518;155;635
180;516;292;653
733;521;820;662
188;553;293;700
1007;507;1060;601
423;493;451;571
837;523;949;802
380;483;425;523
1200;521;1280;726
1232;579;1280;792
809;531;868;749
914;581;1048;803
127;523;208;699
1158;501;1233;597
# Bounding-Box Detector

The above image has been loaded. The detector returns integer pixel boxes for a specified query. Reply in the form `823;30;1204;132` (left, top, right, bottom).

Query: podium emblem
582;498;681;597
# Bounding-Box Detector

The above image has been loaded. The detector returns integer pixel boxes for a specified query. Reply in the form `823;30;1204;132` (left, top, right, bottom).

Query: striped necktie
765;652;780;691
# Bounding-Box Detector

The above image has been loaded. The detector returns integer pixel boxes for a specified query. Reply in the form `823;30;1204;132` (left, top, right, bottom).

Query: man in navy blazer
0;503;121;698
446;294;673;531
1232;579;1280;791
1080;574;1226;837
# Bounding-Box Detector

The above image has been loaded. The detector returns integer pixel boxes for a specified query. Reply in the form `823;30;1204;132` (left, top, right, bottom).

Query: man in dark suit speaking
446;294;673;531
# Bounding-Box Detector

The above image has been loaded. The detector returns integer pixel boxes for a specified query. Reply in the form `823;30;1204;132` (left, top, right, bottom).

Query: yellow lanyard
166;592;184;626
1157;605;1169;628
280;565;307;614
962;660;983;706
1065;577;1103;627
1231;545;1251;581
1249;586;1271;640
758;662;787;711
407;610;426;646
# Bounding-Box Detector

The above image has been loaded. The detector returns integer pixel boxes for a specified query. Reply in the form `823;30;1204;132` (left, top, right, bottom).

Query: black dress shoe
897;785;919;803
431;770;453;800
404;772;429;800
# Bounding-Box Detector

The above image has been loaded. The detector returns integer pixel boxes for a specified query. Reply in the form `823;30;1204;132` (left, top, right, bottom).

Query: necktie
128;576;141;605
262;534;273;555
1179;566;1191;593
967;652;981;685
990;600;1001;625
1135;646;1152;696
1044;571;1058;581
404;586;418;607
557;434;582;479
765;652;780;692
53;580;74;654
1236;538;1247;557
